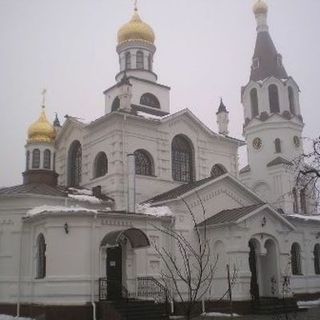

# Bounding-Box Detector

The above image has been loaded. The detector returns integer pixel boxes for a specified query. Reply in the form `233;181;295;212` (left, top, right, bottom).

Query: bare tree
291;136;320;210
152;194;217;320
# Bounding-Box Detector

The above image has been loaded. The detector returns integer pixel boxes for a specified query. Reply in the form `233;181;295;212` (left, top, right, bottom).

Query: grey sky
0;0;319;187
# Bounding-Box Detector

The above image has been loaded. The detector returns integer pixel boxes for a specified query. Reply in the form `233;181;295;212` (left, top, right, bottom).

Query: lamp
64;222;69;234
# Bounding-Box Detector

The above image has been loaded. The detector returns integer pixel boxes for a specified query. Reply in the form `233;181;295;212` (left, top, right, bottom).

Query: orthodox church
1;1;320;319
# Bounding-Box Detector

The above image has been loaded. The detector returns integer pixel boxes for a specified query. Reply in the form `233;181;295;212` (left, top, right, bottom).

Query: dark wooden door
249;241;259;301
107;246;122;300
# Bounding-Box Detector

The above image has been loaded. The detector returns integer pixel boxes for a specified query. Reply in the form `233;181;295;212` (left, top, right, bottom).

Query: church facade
1;1;320;319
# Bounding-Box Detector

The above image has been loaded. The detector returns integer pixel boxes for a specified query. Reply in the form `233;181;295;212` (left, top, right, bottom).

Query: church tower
240;1;306;213
104;4;170;116
23;106;58;186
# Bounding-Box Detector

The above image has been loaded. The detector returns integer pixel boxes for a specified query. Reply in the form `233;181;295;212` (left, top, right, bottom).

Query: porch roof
197;204;265;227
100;228;150;249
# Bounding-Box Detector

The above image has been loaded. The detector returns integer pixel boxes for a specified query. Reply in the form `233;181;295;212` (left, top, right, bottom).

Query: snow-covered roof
136;204;173;217
136;111;167;121
26;205;98;217
287;214;320;223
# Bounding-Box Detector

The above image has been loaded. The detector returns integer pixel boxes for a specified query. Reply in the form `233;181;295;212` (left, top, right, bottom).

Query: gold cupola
253;0;268;15
117;8;155;45
27;107;56;144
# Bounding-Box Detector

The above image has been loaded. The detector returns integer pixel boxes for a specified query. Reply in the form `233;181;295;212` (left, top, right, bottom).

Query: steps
252;297;301;315
98;299;169;320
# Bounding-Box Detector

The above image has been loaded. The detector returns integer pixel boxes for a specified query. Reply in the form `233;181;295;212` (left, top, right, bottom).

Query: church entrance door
249;239;259;301
249;237;280;300
106;245;122;300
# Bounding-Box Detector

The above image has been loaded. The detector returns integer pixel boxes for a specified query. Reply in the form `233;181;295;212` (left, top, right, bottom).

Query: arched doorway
100;228;150;300
248;237;279;299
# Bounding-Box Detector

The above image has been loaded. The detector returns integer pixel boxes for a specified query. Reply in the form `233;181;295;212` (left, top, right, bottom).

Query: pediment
239;206;295;232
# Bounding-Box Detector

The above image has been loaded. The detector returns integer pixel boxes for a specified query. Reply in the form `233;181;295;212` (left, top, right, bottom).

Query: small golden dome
117;9;155;44
253;0;268;15
28;107;56;143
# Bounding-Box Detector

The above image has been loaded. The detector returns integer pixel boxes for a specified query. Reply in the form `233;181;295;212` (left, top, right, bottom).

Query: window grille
291;243;302;275
314;244;320;275
136;51;144;69
172;136;194;182
250;88;259;117
140;93;160;108
32;149;40;169
269;84;280;113
68;141;82;187
94;152;108;178
43;149;51;169
134;150;153;176
36;234;46;279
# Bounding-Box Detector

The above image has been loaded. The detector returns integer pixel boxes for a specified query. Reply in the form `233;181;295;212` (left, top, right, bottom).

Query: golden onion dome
253;0;268;15
27;107;56;144
117;9;155;44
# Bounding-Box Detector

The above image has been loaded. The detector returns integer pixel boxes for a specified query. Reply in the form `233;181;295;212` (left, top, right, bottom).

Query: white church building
1;1;320;319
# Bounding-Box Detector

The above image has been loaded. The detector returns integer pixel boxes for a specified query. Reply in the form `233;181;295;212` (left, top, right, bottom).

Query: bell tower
23;97;58;186
240;1;306;213
104;3;171;116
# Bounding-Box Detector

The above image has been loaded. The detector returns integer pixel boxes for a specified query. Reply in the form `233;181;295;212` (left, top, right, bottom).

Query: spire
216;98;229;135
216;98;228;114
250;1;288;81
53;113;61;128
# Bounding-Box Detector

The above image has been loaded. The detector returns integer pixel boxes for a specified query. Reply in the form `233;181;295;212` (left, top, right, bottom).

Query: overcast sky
0;0;319;187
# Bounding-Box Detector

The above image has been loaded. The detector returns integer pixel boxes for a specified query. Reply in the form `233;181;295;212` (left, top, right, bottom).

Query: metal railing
137;276;169;303
99;278;129;301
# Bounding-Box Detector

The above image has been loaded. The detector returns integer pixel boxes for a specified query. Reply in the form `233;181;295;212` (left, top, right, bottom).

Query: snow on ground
201;312;240;317
287;214;320;222
136;204;173;217
0;315;34;320
297;299;320;308
26;205;97;216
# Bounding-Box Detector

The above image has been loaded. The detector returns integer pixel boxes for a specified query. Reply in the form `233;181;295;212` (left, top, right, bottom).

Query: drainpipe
127;154;136;213
17;219;24;317
91;212;98;320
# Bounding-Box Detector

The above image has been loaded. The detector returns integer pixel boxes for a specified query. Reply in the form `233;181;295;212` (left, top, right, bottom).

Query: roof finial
134;0;138;12
41;89;47;107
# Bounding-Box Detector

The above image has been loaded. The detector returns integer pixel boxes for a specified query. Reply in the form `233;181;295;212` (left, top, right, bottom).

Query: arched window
140;93;160;108
26;151;30;170
136;51;144;69
172;135;194;182
94;152;108;178
314;244;320;275
134;149;153;176
68;141;82;187
148;54;152;71
291;243;302;275
300;189;307;214
250;88;259;117
125;52;131;70
288;86;295;115
274;138;281;153
32;149;40;169
36;234;46;279
292;187;298;213
210;164;227;178
111;96;120;112
269;84;280;113
43;149;51;169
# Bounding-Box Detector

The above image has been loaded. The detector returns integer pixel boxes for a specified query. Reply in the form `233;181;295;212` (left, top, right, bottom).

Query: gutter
91;212;98;320
17;219;24;316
